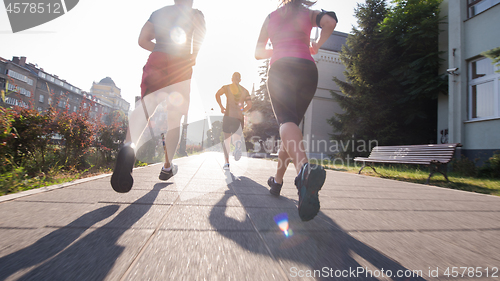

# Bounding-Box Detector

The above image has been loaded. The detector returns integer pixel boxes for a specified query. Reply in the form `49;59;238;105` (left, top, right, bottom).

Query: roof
98;77;116;86
320;31;348;52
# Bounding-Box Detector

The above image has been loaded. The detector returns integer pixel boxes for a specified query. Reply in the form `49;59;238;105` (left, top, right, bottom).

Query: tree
482;47;500;73
329;0;446;158
207;120;223;145
244;59;279;144
379;0;447;140
329;0;393;157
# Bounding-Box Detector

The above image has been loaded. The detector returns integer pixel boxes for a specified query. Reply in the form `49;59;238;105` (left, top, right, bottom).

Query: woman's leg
274;141;291;184
280;122;308;174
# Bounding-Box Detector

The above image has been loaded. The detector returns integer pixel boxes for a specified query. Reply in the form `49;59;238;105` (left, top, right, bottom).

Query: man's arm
191;10;206;65
242;89;252;112
138;21;155;52
215;87;226;114
243;99;252;113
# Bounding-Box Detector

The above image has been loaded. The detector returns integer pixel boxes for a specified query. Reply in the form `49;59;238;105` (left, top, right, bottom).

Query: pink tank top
268;7;314;65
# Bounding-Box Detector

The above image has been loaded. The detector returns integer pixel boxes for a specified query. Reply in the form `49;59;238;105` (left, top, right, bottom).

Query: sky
0;0;364;124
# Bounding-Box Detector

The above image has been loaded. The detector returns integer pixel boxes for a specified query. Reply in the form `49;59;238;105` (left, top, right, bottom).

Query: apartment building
0;56;130;124
438;0;500;164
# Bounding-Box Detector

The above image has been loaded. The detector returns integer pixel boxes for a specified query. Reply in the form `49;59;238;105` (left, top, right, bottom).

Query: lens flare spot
249;111;263;124
170;27;186;45
274;212;292;237
168;91;184;107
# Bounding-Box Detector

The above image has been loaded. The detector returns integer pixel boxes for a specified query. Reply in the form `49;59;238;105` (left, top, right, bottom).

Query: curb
0;163;160;204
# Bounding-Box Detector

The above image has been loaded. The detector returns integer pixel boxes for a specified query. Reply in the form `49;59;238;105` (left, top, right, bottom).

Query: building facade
438;0;500;164
90;77;130;114
0;56;35;109
1;56;129;124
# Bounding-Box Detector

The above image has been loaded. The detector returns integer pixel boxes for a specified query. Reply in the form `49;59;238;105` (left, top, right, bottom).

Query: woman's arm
255;16;273;60
138;21;156;52
310;10;337;55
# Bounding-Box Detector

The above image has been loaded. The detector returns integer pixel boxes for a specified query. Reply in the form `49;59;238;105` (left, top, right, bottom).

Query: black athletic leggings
267;57;318;126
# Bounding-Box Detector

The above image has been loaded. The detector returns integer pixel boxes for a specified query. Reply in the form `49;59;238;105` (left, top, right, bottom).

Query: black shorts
267;57;318;126
222;116;244;134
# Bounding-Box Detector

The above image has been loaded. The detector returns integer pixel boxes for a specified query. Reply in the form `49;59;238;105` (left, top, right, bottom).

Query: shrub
451;157;477;177
186;144;202;155
478;151;500;178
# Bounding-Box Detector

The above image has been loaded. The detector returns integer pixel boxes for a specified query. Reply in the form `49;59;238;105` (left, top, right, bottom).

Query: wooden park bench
354;143;462;184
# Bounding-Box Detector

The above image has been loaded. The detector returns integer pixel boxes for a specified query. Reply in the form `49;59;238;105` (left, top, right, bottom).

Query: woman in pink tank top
255;0;337;221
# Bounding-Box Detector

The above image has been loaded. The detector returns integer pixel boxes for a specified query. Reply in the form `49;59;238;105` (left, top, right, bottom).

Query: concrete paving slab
0;201;99;228
124;230;286;281
349;231;499;280
320;209;500;232
15;186;179;205
424;230;500;262
4;228;153;281
160;205;254;231
176;190;242;207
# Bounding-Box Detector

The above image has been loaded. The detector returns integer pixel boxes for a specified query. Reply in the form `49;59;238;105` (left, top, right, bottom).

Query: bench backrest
368;143;461;164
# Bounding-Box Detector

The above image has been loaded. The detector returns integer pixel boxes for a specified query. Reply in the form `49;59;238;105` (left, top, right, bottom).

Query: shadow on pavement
0;183;170;281
210;174;426;281
0;205;119;281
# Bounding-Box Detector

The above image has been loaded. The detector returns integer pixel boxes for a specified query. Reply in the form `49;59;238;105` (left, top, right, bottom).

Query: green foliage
478;151;500;178
481;46;500;73
451;157;477;178
0;95;128;195
56;109;94;168
329;0;446;158
97;111;128;163
186;144;202;155
207;120;223;145
489;152;500;178
0;107;16;173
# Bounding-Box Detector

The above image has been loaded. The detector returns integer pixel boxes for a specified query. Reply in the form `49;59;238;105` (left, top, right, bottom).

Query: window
7;69;33;85
73;106;77;112
7;83;31;97
39;94;44;103
5;97;28;108
469;57;499;119
468;0;500;18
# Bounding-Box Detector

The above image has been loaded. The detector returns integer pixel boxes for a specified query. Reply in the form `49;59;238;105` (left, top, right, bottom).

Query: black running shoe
268;176;283;196
159;165;178;181
111;145;135;193
234;140;242;161
295;163;326;221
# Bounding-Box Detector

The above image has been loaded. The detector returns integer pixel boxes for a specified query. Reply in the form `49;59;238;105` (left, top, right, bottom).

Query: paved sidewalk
0;152;499;280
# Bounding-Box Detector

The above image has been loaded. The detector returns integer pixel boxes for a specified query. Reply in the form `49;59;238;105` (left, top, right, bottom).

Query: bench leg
358;163;380;175
358;163;366;174
426;164;450;184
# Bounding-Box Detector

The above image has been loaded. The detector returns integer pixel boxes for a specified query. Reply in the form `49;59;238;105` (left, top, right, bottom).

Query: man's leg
161;79;191;169
232;123;243;161
163;111;183;169
222;132;232;164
